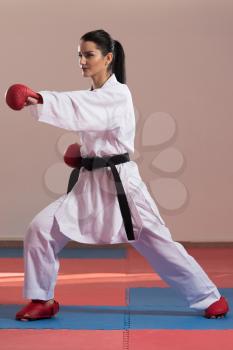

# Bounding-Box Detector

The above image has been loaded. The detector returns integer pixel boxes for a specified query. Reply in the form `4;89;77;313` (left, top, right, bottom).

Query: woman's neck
91;72;112;90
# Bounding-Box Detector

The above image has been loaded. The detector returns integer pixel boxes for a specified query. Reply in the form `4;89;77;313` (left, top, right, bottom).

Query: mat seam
123;288;130;350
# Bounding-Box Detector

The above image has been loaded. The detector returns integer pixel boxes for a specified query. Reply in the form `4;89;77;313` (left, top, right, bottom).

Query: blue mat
0;288;232;330
129;287;233;330
0;305;126;330
0;247;126;259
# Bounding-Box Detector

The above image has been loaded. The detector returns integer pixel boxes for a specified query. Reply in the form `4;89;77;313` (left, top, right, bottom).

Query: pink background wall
1;0;233;241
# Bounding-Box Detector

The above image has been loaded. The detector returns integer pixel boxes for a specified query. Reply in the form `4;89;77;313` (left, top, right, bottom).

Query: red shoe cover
205;296;229;318
15;300;59;321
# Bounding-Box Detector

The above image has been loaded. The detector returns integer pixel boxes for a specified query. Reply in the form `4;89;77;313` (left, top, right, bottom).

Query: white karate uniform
24;73;221;310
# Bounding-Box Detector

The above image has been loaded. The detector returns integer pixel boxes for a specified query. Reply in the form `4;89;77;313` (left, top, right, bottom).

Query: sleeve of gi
28;88;129;132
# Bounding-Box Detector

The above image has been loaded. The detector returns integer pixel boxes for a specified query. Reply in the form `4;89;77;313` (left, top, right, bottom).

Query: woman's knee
24;196;66;245
24;215;70;255
24;216;49;248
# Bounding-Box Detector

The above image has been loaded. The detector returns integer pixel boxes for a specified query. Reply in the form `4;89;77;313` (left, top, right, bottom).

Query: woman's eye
78;54;93;58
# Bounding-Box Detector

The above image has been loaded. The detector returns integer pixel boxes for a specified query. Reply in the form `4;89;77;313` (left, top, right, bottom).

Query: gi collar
89;73;117;91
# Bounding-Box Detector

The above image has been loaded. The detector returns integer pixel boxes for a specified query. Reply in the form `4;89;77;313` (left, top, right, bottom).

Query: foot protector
205;296;229;319
15;300;60;321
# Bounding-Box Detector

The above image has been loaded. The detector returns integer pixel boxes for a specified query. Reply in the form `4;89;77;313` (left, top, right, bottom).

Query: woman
15;29;229;321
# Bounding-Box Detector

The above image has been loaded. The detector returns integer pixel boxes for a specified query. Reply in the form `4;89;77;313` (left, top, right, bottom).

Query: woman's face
78;40;112;77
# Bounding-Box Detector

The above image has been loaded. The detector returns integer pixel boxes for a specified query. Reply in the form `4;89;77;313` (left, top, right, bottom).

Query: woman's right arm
28;88;129;132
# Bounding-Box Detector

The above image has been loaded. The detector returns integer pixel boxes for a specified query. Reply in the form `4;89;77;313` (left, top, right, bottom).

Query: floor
0;245;232;349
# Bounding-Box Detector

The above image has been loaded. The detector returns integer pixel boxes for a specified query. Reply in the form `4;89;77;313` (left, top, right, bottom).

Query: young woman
15;29;229;321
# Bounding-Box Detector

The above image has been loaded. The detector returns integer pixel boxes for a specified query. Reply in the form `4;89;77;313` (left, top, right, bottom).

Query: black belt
66;152;135;241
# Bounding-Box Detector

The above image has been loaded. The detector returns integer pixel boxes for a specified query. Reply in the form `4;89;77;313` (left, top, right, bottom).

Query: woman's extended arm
28;88;129;132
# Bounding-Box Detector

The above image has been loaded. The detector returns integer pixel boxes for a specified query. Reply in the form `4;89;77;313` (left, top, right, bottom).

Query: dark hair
80;29;126;84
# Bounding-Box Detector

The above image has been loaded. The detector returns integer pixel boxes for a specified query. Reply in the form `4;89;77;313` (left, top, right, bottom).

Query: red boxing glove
5;83;43;110
64;143;82;168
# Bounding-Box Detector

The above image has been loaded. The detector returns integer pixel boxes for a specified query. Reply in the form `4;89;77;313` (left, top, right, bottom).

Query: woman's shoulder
114;81;132;98
119;83;133;104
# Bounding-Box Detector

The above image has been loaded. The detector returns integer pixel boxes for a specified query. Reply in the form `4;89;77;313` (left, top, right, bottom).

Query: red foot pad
205;296;229;318
15;300;60;321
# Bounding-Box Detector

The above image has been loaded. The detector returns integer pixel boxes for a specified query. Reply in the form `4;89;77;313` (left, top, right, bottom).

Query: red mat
1;329;233;350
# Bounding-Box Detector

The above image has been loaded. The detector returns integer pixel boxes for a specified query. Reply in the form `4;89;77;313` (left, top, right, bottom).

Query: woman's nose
79;56;86;65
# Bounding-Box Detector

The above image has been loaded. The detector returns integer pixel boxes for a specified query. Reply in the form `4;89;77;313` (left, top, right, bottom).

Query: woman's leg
130;210;221;311
23;195;71;300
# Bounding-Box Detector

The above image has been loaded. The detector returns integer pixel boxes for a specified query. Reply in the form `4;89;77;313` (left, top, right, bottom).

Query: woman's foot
204;296;229;319
15;299;59;321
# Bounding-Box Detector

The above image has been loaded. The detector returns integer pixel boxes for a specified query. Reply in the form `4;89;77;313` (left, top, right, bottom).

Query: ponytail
111;39;126;84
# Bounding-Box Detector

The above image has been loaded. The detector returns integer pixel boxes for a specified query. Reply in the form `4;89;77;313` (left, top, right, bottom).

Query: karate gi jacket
29;73;165;244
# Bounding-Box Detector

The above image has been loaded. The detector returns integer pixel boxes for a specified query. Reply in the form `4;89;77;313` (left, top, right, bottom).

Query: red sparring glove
63;143;82;168
5;83;43;110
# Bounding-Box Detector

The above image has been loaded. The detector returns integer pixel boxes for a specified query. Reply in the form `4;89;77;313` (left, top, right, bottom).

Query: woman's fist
64;143;82;168
5;84;43;110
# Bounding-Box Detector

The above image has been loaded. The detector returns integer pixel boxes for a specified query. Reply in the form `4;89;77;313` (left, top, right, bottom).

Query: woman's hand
64;143;82;168
5;84;43;110
24;96;39;106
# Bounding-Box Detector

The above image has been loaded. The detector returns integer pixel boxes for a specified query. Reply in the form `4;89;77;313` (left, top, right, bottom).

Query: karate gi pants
23;195;221;311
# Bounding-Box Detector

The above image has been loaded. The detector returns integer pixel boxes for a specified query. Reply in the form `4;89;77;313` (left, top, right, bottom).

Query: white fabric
23;195;221;310
29;73;165;244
